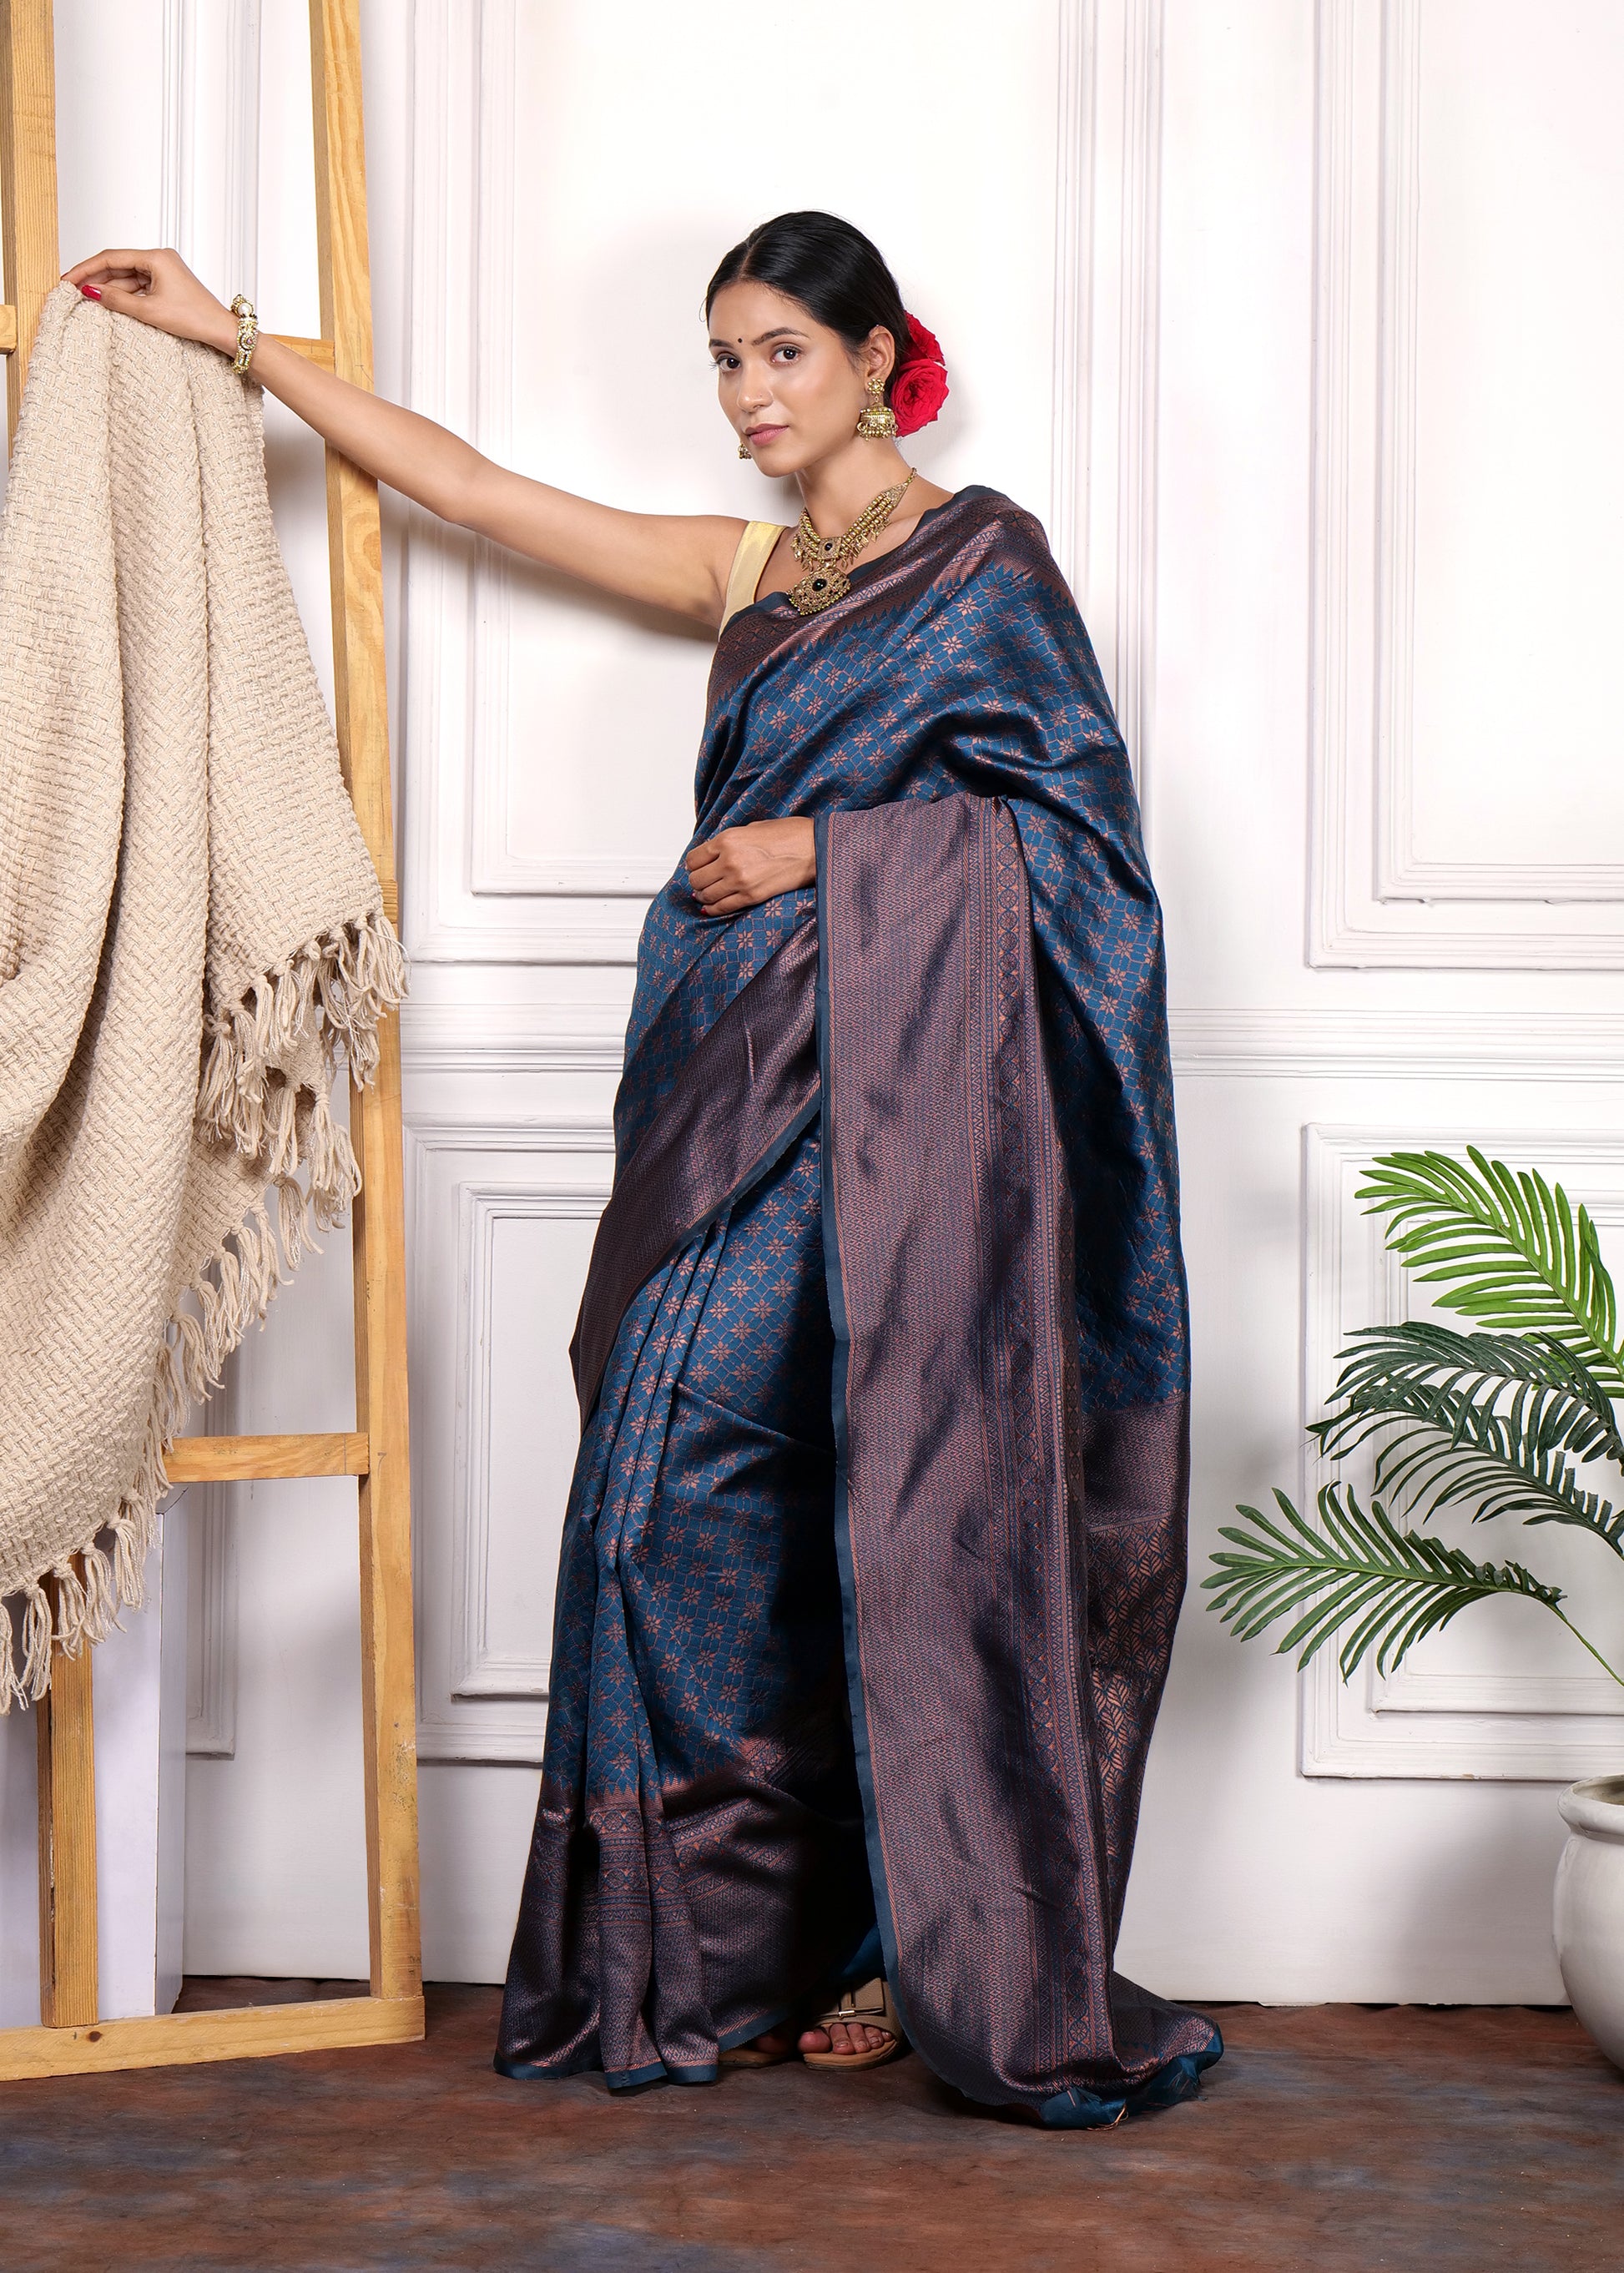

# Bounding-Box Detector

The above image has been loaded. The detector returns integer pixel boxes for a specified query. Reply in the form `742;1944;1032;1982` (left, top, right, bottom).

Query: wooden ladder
0;0;423;2077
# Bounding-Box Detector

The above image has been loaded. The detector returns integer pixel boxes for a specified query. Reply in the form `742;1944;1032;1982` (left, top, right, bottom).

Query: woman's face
709;280;892;476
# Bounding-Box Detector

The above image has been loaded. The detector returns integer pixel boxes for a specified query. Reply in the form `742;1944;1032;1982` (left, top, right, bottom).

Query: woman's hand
63;248;237;355
684;818;815;917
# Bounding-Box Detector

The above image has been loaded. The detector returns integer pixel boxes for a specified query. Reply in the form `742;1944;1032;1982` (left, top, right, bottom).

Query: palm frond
1309;1324;1624;1550
1344;1414;1621;1545
1321;1322;1624;1465
1356;1150;1624;1396
1202;1484;1566;1681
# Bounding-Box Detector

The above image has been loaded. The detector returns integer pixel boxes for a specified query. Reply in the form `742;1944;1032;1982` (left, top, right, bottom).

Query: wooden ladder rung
165;1430;369;1483
0;1990;423;2075
271;332;334;366
0;308;331;366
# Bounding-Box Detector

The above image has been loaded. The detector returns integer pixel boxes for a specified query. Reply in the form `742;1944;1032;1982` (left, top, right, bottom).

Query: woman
67;211;1220;2125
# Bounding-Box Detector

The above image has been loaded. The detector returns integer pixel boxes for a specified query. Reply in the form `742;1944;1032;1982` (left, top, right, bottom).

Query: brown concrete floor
3;1984;1621;2272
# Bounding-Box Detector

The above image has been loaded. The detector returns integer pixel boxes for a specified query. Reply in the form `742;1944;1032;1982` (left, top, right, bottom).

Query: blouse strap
719;519;784;633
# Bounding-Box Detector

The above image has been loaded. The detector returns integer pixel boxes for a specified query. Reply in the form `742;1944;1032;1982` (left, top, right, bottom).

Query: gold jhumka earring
854;374;898;441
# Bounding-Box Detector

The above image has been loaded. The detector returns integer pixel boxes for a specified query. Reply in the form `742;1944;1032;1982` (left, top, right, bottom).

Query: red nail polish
79;285;101;300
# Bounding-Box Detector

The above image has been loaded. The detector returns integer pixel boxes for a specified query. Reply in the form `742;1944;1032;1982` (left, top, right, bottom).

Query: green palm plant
1205;1148;1624;1688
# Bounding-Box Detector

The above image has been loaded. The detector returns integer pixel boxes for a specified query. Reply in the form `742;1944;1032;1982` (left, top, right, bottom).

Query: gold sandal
800;1975;905;2072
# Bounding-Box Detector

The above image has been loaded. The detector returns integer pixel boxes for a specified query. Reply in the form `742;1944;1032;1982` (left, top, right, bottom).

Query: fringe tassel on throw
197;909;405;1187
0;910;406;1711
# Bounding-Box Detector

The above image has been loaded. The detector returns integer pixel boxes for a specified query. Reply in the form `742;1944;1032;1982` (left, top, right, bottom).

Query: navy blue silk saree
495;486;1220;2125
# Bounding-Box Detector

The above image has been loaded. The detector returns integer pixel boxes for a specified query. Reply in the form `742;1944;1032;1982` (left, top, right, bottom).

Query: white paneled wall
1130;0;1623;2006
1309;0;1624;964
14;0;1617;2004
400;0;1063;967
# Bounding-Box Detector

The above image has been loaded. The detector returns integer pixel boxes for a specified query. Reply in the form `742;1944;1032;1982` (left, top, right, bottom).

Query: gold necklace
788;467;918;616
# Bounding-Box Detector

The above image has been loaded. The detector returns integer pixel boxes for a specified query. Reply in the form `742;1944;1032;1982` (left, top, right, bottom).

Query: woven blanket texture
0;285;406;1707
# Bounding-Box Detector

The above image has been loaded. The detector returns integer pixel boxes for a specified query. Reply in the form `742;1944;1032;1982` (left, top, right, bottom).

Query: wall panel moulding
1308;0;1624;969
406;1114;613;1764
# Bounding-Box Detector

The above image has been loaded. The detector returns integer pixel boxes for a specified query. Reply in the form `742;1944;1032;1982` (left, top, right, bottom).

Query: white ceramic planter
1554;1776;1624;2070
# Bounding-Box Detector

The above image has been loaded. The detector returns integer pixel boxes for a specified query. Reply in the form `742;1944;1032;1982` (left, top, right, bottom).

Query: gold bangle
229;291;259;375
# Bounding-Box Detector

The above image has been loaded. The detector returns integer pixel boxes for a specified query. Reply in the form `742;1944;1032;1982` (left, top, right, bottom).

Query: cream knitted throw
0;285;406;1708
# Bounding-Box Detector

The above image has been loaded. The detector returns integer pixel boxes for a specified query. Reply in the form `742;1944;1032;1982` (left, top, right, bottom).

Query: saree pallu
497;488;1220;2124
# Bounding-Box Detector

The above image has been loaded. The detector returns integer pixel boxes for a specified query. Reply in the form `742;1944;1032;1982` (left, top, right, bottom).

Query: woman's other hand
62;249;237;356
684;818;815;917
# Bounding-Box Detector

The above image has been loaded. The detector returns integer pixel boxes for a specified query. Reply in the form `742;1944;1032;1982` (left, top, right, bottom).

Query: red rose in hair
891;313;949;436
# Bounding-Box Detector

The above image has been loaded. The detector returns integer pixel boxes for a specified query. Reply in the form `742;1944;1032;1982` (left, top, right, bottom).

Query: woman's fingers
58;247;235;350
63;249;157;290
88;279;157;321
687;821;813;915
683;831;733;875
690;860;749;913
686;835;747;912
69;268;150;294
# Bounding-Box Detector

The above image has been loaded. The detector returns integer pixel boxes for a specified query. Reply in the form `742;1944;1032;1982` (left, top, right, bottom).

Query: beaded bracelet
229;292;259;375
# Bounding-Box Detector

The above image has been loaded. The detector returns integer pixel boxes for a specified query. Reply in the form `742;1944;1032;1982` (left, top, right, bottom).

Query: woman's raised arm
63;248;741;628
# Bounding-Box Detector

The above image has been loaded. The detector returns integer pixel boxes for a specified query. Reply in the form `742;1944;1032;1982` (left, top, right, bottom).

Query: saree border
812;808;916;2053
